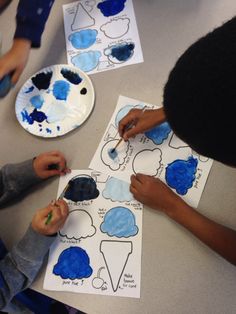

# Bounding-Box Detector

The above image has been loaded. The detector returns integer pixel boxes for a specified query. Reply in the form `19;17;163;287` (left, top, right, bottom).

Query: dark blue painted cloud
145;122;171;145
64;176;99;202
165;156;198;195
53;247;93;280
97;0;126;17
101;206;138;238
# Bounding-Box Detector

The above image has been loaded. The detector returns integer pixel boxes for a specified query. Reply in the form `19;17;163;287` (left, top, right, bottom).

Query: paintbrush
111;105;147;153
45;182;70;225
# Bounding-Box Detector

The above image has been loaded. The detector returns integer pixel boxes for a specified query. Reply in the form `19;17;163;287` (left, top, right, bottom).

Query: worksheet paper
89;95;213;208
63;0;143;74
44;170;143;298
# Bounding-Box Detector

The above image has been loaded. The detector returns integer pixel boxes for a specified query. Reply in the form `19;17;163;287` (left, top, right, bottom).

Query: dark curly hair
164;17;236;166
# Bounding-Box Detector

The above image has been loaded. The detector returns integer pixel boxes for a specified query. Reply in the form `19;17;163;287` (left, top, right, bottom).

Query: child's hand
33;151;71;179
130;173;184;214
118;108;166;141
31;200;69;236
0;38;31;84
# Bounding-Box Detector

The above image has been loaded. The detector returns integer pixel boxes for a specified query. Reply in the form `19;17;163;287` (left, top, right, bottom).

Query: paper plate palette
15;64;95;137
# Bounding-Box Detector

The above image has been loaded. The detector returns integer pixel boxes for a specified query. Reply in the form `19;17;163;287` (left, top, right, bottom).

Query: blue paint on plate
71;51;101;72
31;71;53;90
46;128;52;134
69;29;97;49
53;80;70;100
165;156;198;195
60;68;82;85
57;126;60;131
24;86;34;93
97;0;126;17
21;108;47;124
30;95;44;109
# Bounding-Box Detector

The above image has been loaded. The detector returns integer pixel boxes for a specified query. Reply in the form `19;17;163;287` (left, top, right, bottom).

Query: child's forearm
166;202;236;265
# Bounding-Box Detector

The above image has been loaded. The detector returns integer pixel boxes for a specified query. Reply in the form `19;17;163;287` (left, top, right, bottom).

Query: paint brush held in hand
45;182;70;225
111;105;147;153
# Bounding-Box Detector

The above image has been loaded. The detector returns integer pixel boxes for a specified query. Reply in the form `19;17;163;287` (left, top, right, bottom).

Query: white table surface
0;1;236;313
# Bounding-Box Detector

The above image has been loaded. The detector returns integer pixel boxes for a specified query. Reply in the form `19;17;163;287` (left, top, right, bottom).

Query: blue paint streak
109;43;135;61
21;110;34;125
101;206;138;238
97;0;126;17
60;68;82;85
108;148;118;160
69;29;97;49
53;247;93;280
0;74;11;98
145;122;172;145
64;176;99;202
24;86;34;93
30;95;44;109
165;156;198;195
53;80;70;100
71;51;101;72
103;177;133;202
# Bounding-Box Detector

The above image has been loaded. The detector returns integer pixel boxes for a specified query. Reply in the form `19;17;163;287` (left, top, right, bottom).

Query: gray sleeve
0;225;55;310
0;159;43;206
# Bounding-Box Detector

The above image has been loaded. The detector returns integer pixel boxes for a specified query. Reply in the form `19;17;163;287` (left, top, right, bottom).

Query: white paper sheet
44;170;143;298
63;0;143;74
89;95;213;208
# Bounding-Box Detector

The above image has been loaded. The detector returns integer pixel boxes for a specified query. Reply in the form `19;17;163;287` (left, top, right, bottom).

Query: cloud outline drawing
102;177;133;202
100;206;138;238
53;246;93;280
132;148;162;176
100;18;130;39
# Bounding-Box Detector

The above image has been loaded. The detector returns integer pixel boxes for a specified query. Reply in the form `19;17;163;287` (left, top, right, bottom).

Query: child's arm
0;0;55;84
0;151;70;206
118;107;166;141
130;174;236;265
0;200;68;311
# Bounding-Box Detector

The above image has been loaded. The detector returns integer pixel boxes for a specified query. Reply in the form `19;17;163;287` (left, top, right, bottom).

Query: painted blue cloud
103;177;134;202
115;104;144;128
165;156;198;195
105;42;135;62
71;51;101;72
101;206;138;238
53;247;93;280
97;0;126;17
145;122;172;145
69;29;97;49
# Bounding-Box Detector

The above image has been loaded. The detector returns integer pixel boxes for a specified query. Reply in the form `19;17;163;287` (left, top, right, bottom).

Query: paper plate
15;64;95;137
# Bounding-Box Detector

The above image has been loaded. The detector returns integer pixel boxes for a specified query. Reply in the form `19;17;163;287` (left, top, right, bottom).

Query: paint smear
46;101;68;123
69;29;97;49
101;206;138;238
71;51;101;72
21;108;47;125
60;68;82;85
24;86;34;93
64;176;100;202
30;95;44;109
53;80;70;100
145;122;172;145
104;42;135;63
31;71;53;90
53;247;93;280
165;156;198;195
97;0;126;17
108;148;118;160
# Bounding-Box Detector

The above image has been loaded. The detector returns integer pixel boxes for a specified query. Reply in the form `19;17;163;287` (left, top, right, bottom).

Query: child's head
163;17;236;166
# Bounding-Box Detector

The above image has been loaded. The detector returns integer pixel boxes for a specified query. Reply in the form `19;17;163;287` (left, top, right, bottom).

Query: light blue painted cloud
115;104;144;128
102;177;134;202
69;29;97;49
71;51;101;72
145;122;172;145
101;206;138;238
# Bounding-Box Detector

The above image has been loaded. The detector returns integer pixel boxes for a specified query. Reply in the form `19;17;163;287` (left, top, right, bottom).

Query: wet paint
31;71;53;90
60;68;82;85
109;43;134;62
108;148;118;160
97;0;126;17
24;86;34;93
21;108;47;124
53;80;70;100
30;95;44;109
80;87;87;95
69;29;97;49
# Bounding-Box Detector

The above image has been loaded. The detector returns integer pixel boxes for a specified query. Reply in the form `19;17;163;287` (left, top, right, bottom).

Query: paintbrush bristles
111;137;123;153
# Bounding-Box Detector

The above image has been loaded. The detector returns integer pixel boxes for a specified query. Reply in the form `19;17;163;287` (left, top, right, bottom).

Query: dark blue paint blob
97;0;126;17
57;126;60;131
39;128;42;132
53;246;93;280
30;108;47;123
110;43;134;61
31;71;53;90
53;80;70;100
0;74;11;98
60;68;82;85
24;86;34;93
108;148;118;160
46;128;52;134
64;176;100;202
145;122;172;145
165;156;198;195
80;87;87;95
